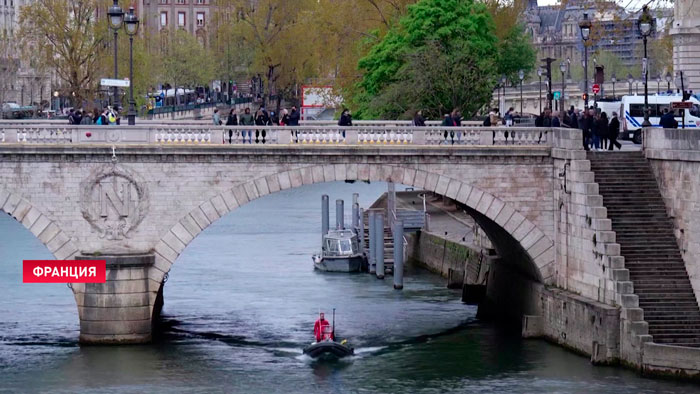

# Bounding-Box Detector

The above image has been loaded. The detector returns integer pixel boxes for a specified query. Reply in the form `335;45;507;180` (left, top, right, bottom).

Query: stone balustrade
0;125;553;146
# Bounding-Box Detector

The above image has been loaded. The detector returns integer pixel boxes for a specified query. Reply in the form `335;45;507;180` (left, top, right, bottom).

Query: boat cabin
323;230;360;256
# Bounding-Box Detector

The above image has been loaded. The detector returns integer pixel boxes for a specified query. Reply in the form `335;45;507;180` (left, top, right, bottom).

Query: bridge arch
0;187;79;261
152;164;555;286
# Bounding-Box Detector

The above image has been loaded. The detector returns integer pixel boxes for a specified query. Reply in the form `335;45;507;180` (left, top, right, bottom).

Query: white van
620;94;700;143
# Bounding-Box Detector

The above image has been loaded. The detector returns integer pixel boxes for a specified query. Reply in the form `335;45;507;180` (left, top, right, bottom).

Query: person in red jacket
313;312;334;342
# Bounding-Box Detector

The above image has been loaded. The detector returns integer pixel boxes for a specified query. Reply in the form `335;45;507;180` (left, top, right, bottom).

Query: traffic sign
671;101;693;110
553;91;561;100
592;84;600;94
100;78;130;87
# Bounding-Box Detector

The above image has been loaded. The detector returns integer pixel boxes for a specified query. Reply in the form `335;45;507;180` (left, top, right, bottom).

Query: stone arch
0;187;79;261
151;164;555;285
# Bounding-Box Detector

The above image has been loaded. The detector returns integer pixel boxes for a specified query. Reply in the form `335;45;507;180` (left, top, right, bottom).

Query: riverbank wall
406;229;622;364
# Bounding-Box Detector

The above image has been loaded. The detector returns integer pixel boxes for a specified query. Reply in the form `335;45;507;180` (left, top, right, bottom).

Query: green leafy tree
160;29;215;104
370;40;496;119
354;0;500;118
497;23;536;84
18;0;107;106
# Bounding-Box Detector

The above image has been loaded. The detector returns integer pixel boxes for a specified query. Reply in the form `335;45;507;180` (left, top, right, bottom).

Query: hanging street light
579;13;592;109
638;5;654;127
107;0;124;109
518;69;525;116
124;7;140;125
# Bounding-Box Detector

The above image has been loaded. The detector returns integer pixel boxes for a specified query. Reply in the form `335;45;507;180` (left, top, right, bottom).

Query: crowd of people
482;105;625;151
67;107;121;125
214;105;303;144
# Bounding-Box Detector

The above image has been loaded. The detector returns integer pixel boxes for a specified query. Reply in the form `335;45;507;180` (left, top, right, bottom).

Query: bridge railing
0;125;551;146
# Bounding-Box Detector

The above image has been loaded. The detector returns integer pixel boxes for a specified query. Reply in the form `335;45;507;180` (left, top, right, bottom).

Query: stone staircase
589;151;700;347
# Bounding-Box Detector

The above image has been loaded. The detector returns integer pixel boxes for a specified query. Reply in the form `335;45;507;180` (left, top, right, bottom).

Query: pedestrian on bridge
226;109;238;144
288;106;300;126
412;110;426;126
213;108;222;126
338;109;352;138
255;109;267;143
240;108;254;144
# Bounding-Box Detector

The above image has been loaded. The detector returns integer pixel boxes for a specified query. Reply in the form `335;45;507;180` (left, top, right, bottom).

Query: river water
1;182;698;393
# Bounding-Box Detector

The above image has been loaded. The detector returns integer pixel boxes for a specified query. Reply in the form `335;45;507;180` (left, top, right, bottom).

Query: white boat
312;229;363;272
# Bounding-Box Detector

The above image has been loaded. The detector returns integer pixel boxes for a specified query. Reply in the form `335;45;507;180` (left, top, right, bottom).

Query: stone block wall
645;128;700;304
551;128;648;365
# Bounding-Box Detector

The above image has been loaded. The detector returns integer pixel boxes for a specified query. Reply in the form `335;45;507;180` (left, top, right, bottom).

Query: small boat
303;309;354;359
312;229;363;272
303;340;354;359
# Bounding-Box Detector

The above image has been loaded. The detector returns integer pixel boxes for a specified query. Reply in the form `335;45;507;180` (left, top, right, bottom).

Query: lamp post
518;69;525;115
537;67;543;113
655;75;661;94
638;5;653;127
107;0;124;108
627;73;634;95
566;57;571;80
665;72;672;92
560;61;566;112
124;7;139;125
500;75;506;113
611;74;616;99
579;13;592;109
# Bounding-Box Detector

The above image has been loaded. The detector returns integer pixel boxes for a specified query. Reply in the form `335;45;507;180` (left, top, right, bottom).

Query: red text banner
23;260;106;283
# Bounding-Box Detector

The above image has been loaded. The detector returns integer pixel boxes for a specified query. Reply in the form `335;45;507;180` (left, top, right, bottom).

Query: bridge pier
72;254;161;345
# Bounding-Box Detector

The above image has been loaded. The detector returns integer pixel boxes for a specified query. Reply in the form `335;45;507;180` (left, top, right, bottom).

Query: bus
620;94;700;143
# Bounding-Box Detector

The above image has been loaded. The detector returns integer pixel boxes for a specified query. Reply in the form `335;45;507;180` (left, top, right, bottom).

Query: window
160;12;167;27
178;12;185;27
691;104;700;118
629;104;645;118
176;0;186;3
196;12;205;27
196;0;204;4
160;0;167;3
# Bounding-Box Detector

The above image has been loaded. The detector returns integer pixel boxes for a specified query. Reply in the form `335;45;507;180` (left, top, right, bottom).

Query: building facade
139;0;214;47
0;0;51;109
522;0;672;69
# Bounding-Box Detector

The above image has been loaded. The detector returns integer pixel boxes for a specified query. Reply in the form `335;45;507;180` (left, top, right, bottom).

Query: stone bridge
0;124;697;375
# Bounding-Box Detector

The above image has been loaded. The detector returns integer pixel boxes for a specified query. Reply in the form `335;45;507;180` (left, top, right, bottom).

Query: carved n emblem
80;164;148;240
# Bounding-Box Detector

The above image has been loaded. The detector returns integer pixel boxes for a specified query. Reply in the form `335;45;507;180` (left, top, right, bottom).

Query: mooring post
368;210;376;274
336;199;344;230
387;181;396;228
359;208;365;252
375;212;385;279
352;192;359;207
322;195;329;241
393;220;404;290
352;203;359;230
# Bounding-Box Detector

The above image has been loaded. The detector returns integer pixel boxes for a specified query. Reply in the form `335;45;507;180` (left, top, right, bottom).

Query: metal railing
0;125;552;146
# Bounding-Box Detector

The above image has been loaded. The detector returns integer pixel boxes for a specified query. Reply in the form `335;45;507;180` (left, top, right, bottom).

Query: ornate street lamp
579;13;592;109
611;73;617;99
537;67;543;113
627;73;634;96
656;74;661;94
107;0;124;108
500;75;507;112
518;69;525;115
559;61;567;111
124;7;140;125
665;71;672;92
638;5;654;127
